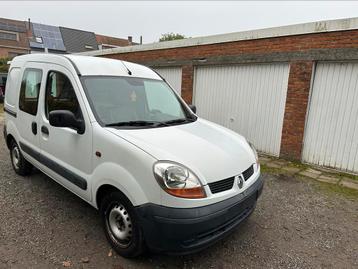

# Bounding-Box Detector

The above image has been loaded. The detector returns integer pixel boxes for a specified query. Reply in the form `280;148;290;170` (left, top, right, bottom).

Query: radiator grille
208;176;235;194
242;165;254;181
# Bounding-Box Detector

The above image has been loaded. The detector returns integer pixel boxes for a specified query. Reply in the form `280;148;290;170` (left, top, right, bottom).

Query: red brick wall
181;65;194;104
280;61;314;159
0;47;28;58
104;30;358;64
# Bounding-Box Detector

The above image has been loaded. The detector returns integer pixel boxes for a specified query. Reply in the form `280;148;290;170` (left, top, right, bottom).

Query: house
0;16;135;57
96;34;136;49
0;17;30;58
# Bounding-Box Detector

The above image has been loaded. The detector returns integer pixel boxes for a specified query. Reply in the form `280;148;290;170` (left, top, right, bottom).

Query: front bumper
135;174;264;254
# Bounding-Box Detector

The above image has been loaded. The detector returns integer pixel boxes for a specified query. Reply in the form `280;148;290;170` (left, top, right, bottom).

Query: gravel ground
0;119;357;269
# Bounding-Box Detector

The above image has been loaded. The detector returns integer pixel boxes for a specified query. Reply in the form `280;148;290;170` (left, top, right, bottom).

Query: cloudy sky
1;1;358;43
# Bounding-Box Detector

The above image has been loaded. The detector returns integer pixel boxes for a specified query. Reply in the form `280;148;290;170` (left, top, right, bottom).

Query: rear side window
45;71;81;119
19;69;42;115
4;68;20;107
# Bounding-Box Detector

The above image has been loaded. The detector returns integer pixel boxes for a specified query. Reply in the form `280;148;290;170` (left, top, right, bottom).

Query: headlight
153;161;206;199
248;141;259;163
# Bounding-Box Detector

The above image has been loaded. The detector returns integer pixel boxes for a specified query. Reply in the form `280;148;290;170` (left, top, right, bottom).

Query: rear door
38;63;92;201
16;63;44;164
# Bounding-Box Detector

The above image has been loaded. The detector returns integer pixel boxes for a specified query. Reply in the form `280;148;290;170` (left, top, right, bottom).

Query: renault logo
237;175;244;189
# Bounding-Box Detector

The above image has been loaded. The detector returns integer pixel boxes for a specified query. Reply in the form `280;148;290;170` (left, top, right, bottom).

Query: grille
242;165;254;181
208;176;235;194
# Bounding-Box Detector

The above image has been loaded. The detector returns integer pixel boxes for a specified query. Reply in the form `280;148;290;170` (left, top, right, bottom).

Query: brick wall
98;28;358;161
280;61;314;159
0;47;28;58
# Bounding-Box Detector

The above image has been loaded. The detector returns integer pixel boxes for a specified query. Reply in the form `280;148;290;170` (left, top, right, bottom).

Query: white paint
303;62;358;173
77;17;358;57
154;67;182;94
193;63;290;156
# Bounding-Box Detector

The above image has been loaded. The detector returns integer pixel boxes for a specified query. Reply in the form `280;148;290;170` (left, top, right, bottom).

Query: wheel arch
96;184;124;209
91;163;150;210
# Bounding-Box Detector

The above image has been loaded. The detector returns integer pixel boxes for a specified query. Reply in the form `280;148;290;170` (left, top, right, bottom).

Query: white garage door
303;62;358;173
194;63;290;156
154;67;182;95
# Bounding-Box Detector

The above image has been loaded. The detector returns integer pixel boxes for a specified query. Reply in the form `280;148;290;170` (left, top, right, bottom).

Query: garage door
194;63;290;156
154;67;182;95
302;62;358;173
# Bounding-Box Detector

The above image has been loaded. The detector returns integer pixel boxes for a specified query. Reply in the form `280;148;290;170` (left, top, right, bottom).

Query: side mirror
189;104;197;114
49;110;85;134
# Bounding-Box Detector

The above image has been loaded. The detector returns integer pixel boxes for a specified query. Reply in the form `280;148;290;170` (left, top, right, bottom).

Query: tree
159;33;186;42
0;57;10;73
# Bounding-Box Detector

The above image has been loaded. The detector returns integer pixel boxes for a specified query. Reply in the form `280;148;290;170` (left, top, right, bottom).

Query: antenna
121;61;132;75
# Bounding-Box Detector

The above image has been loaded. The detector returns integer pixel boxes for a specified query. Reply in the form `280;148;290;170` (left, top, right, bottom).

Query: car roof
10;54;162;80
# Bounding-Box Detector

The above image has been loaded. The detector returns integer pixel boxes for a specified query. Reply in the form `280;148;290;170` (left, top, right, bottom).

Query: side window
19;69;43;115
45;71;81;119
5;68;20;107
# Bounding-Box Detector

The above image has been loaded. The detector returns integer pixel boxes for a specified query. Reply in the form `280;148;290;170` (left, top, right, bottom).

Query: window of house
45;71;81;119
19;69;43;115
0;31;18;41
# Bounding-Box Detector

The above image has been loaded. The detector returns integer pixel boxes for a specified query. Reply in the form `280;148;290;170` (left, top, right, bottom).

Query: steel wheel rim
12;146;20;170
107;204;133;248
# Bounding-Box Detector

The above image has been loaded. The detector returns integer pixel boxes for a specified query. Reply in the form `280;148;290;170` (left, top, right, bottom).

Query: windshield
82;76;196;128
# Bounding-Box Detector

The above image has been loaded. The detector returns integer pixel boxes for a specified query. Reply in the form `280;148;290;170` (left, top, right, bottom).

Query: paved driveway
0;119;357;269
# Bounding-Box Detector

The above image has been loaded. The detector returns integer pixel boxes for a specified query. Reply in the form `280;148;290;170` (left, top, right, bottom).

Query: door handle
31;122;37;135
41;126;49;136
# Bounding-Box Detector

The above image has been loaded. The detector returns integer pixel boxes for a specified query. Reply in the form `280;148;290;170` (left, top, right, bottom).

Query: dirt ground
0;119;357;269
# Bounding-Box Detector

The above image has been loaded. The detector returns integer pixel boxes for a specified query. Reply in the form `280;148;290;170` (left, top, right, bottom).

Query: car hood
106;119;256;184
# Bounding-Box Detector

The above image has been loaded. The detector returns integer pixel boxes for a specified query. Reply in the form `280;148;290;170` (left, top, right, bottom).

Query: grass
313;178;358;200
260;164;283;175
261;162;358;200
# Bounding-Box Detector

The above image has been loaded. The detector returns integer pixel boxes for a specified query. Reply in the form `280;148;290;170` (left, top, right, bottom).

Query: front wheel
99;192;144;258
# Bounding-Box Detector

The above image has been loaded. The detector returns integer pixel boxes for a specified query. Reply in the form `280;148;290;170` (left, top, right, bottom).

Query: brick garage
82;18;358;170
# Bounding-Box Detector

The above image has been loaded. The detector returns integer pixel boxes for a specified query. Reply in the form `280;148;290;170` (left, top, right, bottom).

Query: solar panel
31;23;66;51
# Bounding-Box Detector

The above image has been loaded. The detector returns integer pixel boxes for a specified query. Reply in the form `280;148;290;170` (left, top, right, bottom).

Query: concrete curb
259;154;358;192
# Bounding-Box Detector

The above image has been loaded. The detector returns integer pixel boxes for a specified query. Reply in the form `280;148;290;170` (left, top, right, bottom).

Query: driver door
38;64;92;201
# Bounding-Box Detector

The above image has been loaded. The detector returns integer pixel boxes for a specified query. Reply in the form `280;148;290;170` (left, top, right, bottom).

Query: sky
1;1;358;44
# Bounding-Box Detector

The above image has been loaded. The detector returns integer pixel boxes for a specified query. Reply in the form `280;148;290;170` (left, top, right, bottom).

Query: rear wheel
100;192;144;258
10;140;32;176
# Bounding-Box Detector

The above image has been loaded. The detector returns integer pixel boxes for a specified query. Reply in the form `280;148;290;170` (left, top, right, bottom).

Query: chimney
27;18;31;30
128;36;133;44
140;36;143;45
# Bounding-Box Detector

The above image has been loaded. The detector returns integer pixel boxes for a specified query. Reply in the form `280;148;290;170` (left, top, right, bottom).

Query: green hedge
0;58;10;73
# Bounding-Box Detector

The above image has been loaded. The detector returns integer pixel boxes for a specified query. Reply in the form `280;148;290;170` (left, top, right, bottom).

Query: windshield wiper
105;120;169;127
164;118;196;125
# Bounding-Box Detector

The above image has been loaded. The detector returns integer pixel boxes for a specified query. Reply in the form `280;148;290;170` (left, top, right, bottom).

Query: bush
0;57;10;73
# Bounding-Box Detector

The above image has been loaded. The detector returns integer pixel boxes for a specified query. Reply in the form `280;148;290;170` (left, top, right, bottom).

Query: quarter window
45;71;81;119
19;69;42;115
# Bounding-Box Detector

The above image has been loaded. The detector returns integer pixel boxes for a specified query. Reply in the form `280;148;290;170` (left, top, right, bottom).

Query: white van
3;54;263;257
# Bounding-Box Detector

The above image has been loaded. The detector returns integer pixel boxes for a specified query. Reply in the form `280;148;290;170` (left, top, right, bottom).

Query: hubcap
107;204;133;247
12;146;20;170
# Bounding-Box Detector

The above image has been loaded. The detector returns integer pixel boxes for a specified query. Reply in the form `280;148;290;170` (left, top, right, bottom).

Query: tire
9;140;32;176
100;192;145;258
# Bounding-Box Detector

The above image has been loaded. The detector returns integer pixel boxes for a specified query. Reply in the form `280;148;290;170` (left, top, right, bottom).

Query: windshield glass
82;76;195;127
